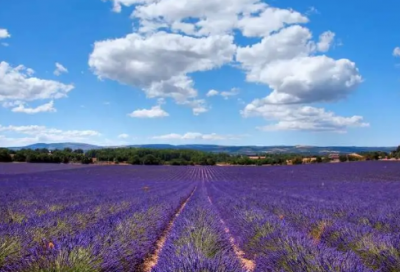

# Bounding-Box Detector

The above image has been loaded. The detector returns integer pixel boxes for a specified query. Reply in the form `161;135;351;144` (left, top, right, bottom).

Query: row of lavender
205;162;400;271
0;166;197;271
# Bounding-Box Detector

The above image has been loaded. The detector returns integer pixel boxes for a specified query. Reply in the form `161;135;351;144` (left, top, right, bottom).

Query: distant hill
8;143;101;151
5;143;396;155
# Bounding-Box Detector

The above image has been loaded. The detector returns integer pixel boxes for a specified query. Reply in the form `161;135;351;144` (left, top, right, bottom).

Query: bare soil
141;187;197;272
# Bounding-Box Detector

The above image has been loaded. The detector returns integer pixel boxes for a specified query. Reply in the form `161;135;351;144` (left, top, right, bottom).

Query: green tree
142;154;159;165
81;156;92;164
128;155;141;165
0;149;12;162
13;152;26;162
292;157;303;165
206;158;216;166
339;155;348;162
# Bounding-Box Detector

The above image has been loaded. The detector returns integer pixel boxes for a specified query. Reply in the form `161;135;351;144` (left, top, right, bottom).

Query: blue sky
0;0;399;147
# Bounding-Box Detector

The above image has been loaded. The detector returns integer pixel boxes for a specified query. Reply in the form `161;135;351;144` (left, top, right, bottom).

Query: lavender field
1;162;400;271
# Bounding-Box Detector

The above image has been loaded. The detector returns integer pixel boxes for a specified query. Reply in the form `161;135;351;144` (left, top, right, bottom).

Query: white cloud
206;88;239;99
11;101;56;114
152;132;242;141
206;89;219;97
0;28;10;39
128;105;169;118
0;124;101;147
221;88;240;99
106;0;142;13
89;32;235;114
237;7;309;37
236;26;362;105
118;133;129;139
0;61;74;104
393;47;400;57
242;104;369;133
180;99;208;115
305;6;319;16
103;101;111;105
255;56;362;104
2;43;9;47
130;0;267;35
107;0;305;38
317;31;335;52
54;62;68;76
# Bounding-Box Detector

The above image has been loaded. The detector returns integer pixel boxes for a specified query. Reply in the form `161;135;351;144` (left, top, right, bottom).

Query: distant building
328;153;340;160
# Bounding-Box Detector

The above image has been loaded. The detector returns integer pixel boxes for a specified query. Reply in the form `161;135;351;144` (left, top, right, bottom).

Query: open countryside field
1;162;400;271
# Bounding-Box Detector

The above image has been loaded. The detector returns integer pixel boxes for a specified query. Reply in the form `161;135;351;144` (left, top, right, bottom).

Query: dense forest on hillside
0;146;398;165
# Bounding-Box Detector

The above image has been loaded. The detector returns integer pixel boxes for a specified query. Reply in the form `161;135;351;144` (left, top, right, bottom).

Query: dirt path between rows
207;195;255;272
141;186;197;272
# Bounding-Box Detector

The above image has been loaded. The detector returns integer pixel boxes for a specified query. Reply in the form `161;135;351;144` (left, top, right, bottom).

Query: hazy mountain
8;143;101;151
6;143;396;154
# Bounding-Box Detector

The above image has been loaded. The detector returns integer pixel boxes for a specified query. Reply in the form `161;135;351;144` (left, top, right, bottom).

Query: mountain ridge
4;142;396;155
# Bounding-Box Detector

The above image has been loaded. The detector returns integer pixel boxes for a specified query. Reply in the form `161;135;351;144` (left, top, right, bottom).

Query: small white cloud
220;88;240;99
206;89;219;97
118;133;129;139
207;88;239;99
393;47;400;57
128;105;169;118
157;98;166;104
11;101;56;114
54;62;68;76
103;101;111;105
1;42;9;47
317;31;335;52
0;28;10;39
306;6;320;16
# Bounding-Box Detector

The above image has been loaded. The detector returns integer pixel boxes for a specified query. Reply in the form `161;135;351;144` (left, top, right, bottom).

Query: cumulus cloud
317;31;335;52
242;103;369;133
238;7;309;37
89;32;235;114
0;28;10;39
131;0;267;35
393;47;400;57
0;62;74;111
11;101;57;114
118;133;129;139
0;124;101;147
54;62;68;76
128;105;169;118
152;132;242;141
236;26;362;105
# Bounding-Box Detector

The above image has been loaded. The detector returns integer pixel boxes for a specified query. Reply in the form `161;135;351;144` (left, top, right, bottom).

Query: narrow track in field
203;168;255;272
141;186;197;272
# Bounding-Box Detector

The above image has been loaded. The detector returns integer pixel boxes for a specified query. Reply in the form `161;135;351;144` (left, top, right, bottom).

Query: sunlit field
1;162;399;272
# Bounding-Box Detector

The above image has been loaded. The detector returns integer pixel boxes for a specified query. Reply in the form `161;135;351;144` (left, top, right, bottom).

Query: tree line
0;146;399;165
